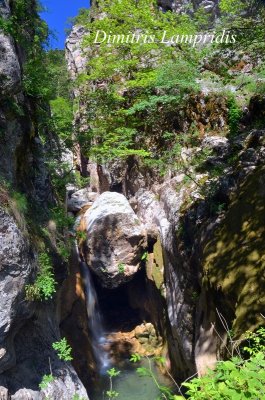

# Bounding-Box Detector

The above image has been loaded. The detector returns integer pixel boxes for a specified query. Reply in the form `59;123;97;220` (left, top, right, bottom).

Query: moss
202;166;265;336
146;238;164;293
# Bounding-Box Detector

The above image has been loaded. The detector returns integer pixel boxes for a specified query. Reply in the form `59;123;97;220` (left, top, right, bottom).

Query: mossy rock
146;237;164;292
202;166;265;336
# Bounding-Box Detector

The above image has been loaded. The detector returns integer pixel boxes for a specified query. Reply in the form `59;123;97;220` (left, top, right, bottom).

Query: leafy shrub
51;206;75;231
49;207;75;261
227;95;242;136
243;327;265;356
25;252;56;301
11;191;28;214
52;338;73;361
75;0;199;164
50;97;73;148
182;352;265;399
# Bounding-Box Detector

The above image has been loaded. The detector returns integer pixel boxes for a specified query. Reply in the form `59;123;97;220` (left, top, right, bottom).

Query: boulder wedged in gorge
67;187;98;212
83;191;147;288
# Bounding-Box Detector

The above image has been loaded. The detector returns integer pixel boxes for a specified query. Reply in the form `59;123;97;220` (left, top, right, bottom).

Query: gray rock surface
0;208;89;399
0;4;89;399
65;25;87;82
130;131;265;378
0;307;88;400
0;208;35;374
158;0;219;15
67;188;98;212
84;191;146;288
0;33;21;95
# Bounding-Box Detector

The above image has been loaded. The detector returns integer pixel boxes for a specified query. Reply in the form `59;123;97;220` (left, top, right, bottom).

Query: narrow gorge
0;0;265;399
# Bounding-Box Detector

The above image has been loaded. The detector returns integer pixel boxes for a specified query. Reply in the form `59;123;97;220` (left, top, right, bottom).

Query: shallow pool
91;358;173;400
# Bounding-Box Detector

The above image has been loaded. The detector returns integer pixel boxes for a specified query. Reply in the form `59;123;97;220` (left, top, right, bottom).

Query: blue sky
41;0;90;49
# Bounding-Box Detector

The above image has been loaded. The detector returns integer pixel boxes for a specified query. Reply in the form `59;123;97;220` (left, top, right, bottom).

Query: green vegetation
106;368;121;399
181;353;265;399
11;191;28;214
227;95;242;137
75;0;199;165
243;327;265;356
130;354;178;400
178;328;265;399
117;263;126;274
25;252;56;301
39;374;55;390
219;0;265;56
76;230;87;243
72;395;86;400
0;178;27;214
111;329;265;399
72;0;265;178
50;97;73;148
52;338;73;362
141;251;148;262
2;2;265;399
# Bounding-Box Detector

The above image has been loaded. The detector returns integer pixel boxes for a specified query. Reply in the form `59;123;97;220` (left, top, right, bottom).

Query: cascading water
74;243;173;399
75;242;109;372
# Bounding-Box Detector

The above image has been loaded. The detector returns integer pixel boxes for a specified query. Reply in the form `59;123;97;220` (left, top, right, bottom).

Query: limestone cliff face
0;3;88;398
158;0;219;16
0;0;51;203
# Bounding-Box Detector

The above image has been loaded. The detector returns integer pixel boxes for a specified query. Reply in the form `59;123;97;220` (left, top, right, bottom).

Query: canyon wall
66;2;265;382
0;1;88;398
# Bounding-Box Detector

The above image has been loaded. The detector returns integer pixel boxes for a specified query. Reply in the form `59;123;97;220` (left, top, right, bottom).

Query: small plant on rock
25;252;56;301
72;395;86;400
141;251;148;262
76;230;87;243
118;263;125;274
39;374;55;390
52;338;73;361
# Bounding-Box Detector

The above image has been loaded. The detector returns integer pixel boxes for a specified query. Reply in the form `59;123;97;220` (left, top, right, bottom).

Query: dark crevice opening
93;268;152;333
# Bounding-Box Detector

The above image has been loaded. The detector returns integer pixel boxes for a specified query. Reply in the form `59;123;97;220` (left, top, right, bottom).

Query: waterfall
75;242;109;372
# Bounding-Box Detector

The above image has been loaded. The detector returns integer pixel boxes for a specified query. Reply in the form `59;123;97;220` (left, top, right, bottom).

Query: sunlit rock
84;191;147;288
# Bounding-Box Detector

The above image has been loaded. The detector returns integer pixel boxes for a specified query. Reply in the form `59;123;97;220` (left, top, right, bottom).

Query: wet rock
60;248;97;392
84;191;146;288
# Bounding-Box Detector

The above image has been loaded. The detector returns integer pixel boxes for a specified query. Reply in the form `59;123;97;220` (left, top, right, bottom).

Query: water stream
91;358;173;400
75;243;173;399
75;243;109;371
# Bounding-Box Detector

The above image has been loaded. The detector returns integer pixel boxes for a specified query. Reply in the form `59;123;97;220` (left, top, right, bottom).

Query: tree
74;0;199;163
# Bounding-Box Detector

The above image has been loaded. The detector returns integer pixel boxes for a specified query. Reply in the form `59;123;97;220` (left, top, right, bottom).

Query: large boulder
84;191;146;288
